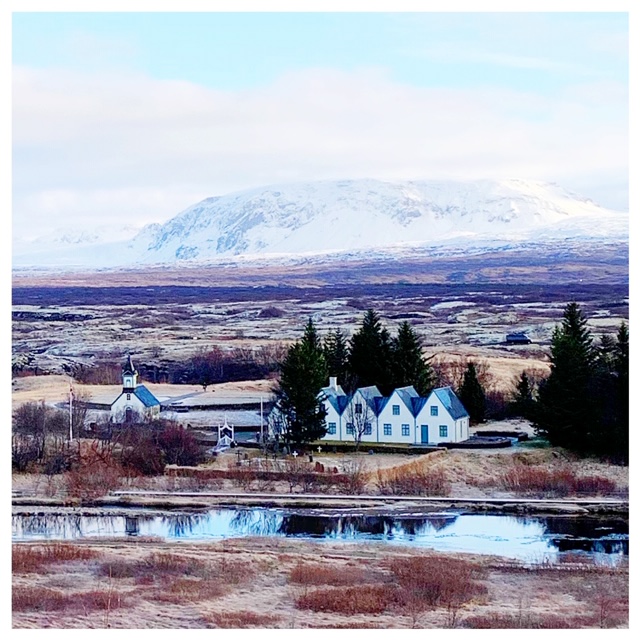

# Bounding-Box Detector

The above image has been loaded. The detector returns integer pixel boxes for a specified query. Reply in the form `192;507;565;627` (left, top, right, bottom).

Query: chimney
329;376;338;390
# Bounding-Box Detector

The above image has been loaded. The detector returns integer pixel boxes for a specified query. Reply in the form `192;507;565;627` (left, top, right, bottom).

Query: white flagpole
69;378;73;441
260;396;264;444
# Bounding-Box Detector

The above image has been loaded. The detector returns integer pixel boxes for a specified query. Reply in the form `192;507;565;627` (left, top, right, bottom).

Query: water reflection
12;509;628;562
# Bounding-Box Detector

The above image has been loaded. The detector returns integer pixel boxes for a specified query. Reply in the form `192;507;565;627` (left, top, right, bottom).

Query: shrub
205;611;283;628
389;556;486;610
157;423;205;466
375;466;450;496
12;587;126;612
500;465;617;497
65;457;123;501
289;562;378;586
13;544;99;573
296;584;398;614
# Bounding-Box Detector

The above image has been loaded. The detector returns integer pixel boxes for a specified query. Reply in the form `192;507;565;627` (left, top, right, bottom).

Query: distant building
110;354;161;422
269;377;470;446
506;332;532;345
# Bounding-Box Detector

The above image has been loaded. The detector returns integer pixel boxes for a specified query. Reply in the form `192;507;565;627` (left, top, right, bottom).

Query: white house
375;386;420;444
322;377;350;440
337;385;384;444
414;387;470;445
269;378;470;446
110;355;161;422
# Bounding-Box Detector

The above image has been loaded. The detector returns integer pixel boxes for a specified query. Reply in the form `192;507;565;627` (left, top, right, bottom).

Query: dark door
421;425;429;444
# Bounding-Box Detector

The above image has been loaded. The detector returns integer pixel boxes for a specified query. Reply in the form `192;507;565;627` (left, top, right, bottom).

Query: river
12;507;628;564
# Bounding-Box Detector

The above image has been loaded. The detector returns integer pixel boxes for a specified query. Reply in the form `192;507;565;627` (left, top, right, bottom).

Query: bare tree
432;356;494;392
70;388;90;438
346;395;375;452
12;401;67;463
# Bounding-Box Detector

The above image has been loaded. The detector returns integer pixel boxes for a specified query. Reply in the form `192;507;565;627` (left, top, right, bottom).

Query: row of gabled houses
271;377;470;446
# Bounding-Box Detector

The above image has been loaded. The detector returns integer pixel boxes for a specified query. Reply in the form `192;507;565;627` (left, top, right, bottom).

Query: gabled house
321;377;350;440
110;355;161;423
415;387;470;445
376;386;419;443
269;378;470;446
339;385;384;444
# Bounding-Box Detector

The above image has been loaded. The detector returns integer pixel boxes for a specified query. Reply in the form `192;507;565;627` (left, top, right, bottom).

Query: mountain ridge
12;178;628;269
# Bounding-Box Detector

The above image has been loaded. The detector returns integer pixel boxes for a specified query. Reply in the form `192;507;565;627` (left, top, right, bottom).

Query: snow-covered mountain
12;179;628;269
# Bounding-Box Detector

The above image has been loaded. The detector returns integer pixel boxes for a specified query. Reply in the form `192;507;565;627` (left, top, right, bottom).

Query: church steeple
122;354;138;391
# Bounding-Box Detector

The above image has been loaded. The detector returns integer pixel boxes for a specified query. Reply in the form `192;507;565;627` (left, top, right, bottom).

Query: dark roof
395;386;419;411
373;396;388;415
123;354;137;375
411;396;428;417
358;386;383;413
133;385;160;407
321;384;348;414
432;387;469;420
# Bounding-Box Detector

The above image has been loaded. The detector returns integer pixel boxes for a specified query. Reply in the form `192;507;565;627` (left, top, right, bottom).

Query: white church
110;355;161;423
270;377;470;446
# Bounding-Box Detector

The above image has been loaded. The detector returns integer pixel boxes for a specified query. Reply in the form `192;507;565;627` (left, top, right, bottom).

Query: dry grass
153;578;225;604
389;556;487;609
12;586;127;613
462;613;600;628
500;464;617;497
204;611;283;628
12;537;628;629
374;465;450;496
13;544;100;573
296;584;398;615
289;561;380;586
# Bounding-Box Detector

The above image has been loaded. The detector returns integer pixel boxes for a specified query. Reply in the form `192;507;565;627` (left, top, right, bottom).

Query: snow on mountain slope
127;179;627;263
12;179;628;269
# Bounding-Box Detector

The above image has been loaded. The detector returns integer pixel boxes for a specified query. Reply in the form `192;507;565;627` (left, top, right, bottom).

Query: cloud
12;65;628;238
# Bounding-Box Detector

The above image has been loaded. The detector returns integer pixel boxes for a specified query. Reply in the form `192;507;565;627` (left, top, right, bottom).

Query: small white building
110;355;161;423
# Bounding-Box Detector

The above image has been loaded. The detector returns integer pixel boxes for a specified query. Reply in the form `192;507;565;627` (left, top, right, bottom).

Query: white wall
376;391;416;444
415;393;458;444
110;392;159;422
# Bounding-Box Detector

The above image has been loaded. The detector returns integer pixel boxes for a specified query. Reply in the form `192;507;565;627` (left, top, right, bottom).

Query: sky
10;7;630;240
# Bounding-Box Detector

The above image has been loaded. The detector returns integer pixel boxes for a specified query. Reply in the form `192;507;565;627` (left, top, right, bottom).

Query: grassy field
11;537;628;629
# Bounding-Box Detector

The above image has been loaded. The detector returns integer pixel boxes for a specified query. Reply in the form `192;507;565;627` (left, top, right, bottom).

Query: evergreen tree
273;318;328;448
534;302;597;451
611;322;629;462
458;362;486;423
510;371;535;420
348;309;393;394
390;321;435;395
323;328;350;389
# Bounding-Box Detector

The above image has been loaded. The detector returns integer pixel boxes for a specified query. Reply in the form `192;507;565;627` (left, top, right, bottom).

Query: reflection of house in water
125;516;140;536
277;513;459;538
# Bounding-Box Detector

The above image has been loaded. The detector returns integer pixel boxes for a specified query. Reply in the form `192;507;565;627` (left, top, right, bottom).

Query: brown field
11;537;628;629
12;273;627;388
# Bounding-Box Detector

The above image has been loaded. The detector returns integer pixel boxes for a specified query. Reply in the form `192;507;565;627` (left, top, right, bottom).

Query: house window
430;406;438;416
392;405;400;415
127;393;131;400
384;423;392;436
364;423;372;435
402;424;410;436
346;423;354;435
355;403;363;414
328;422;336;435
439;425;448;438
